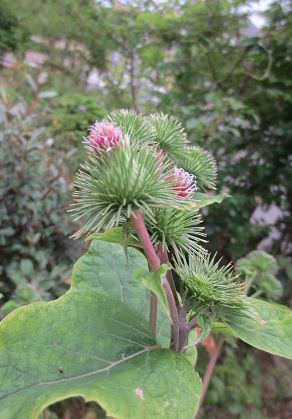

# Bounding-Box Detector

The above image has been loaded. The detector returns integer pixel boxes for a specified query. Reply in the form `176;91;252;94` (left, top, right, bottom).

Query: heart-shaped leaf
0;290;201;418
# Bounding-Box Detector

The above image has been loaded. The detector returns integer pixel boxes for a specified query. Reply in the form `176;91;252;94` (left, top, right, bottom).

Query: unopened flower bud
171;167;197;198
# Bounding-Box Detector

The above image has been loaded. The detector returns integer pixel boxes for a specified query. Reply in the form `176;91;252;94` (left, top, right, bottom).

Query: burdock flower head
175;254;250;320
171;167;197;198
71;112;194;239
71;111;216;240
83;121;123;153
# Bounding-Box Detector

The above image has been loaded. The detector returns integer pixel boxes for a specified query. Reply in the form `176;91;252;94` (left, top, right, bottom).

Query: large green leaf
225;298;292;359
0;289;201;418
72;240;170;346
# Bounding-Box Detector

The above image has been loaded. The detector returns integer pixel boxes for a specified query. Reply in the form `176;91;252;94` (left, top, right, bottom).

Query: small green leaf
25;74;37;92
20;259;34;276
211;322;235;336
197;314;212;343
86;227;142;248
193;193;229;209
122;221;135;260
184;330;198;365
134;264;171;318
38;91;58;99
224;298;292;359
186;315;211;348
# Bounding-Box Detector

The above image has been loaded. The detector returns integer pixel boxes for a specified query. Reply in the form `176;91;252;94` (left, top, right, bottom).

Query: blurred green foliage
50;93;106;172
199;345;263;419
236;250;283;300
0;91;81;317
51;94;106;144
0;0;30;55
197;339;292;419
3;0;290;261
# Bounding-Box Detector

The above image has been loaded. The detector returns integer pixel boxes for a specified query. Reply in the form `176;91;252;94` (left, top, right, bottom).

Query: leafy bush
51;93;106;146
49;93;107;174
0;0;30;54
0;92;80;317
201;345;263;419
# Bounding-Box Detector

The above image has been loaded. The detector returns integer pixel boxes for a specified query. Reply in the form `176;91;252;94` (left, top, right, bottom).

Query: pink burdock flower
83;122;122;152
171;167;197;198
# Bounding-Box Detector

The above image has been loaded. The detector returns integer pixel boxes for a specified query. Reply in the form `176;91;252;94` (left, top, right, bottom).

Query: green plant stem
245;274;256;295
252;289;263;298
195;337;225;418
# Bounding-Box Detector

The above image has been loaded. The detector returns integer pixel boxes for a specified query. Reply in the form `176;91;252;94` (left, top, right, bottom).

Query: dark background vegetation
0;0;291;417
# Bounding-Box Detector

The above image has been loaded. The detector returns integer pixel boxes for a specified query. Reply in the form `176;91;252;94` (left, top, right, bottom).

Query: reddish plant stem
131;210;160;270
131;209;161;334
157;244;180;307
195;337;225;418
157;244;182;352
177;306;189;352
131;210;180;351
149;293;158;335
162;277;180;351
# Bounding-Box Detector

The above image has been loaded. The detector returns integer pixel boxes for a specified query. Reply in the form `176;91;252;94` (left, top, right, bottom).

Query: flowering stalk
157;244;179;306
131;209;180;350
131;209;160;334
162;277;180;351
157;244;189;352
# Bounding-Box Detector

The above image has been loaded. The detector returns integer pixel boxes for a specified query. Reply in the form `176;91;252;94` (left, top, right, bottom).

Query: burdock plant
0;110;291;419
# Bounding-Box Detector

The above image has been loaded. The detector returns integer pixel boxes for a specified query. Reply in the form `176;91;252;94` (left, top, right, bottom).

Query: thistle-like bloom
106;110;155;147
176;254;250;320
171;167;197;198
71;143;189;238
147;113;189;155
146;208;207;259
83;122;122;152
173;146;217;191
